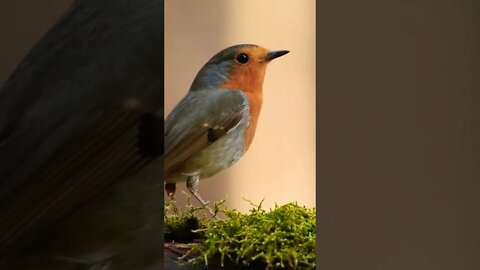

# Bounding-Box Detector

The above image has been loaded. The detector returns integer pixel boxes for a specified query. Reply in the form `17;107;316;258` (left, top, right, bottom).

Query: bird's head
190;44;289;93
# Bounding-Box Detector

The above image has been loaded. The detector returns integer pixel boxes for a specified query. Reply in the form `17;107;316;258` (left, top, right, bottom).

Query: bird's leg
165;183;176;201
186;175;215;216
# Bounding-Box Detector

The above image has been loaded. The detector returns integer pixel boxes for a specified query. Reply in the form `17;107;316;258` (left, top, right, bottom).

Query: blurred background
165;0;316;212
318;0;480;269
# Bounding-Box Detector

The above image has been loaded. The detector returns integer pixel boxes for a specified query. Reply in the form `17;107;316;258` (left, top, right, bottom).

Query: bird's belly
167;124;247;183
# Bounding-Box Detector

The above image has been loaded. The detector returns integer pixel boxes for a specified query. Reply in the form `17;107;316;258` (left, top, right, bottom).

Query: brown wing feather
164;111;243;175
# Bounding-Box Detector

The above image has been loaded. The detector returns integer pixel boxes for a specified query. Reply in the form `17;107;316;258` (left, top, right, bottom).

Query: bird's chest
242;92;262;150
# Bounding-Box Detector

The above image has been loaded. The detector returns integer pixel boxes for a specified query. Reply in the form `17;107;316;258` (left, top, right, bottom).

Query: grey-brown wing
0;0;163;259
164;90;248;175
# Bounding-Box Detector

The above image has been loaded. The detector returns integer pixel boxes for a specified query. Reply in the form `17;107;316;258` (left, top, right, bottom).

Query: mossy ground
164;194;316;269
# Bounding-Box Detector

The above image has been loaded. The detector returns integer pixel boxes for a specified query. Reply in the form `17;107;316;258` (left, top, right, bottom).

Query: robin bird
0;0;164;269
165;44;289;209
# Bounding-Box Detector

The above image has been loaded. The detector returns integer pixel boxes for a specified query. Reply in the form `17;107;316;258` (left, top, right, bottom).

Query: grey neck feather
189;60;232;91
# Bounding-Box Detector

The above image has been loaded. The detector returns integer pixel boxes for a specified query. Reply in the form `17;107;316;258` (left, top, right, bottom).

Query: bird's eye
236;53;249;64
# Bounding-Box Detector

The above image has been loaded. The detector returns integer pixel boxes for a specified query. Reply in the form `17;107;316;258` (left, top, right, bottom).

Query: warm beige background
165;0;316;212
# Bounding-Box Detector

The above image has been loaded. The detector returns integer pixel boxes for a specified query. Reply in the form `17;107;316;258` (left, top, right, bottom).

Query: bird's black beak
262;50;289;62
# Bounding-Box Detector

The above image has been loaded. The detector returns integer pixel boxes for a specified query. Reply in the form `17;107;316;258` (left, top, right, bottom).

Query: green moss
165;196;316;269
164;193;221;242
